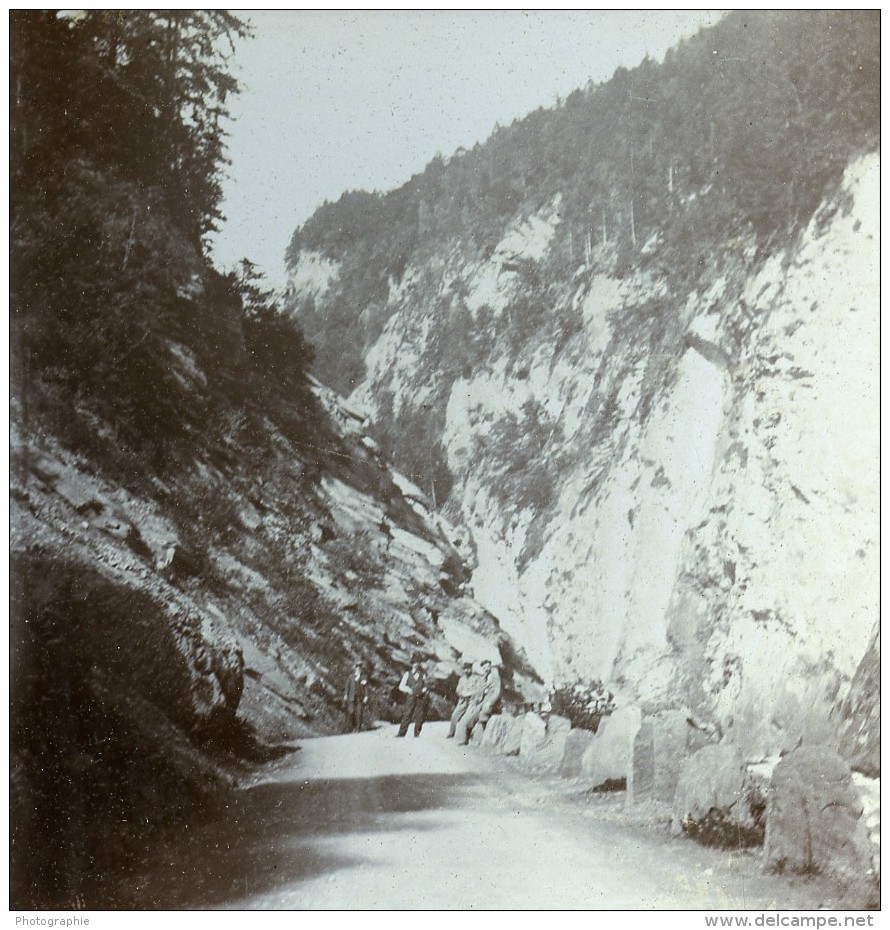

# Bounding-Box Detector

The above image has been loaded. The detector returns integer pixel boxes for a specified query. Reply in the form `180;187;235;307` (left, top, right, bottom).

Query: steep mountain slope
10;367;533;908
9;12;535;908
284;12;878;765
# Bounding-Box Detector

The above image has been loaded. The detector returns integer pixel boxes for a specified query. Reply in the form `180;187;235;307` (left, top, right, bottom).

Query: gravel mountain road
116;722;846;910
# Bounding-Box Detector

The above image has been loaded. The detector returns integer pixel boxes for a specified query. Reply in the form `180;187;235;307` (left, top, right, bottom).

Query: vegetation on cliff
285;12;878;496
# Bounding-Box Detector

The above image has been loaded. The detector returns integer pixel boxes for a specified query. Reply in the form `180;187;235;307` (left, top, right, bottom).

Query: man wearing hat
396;654;430;738
446;661;479;739
456;658;501;745
343;660;370;733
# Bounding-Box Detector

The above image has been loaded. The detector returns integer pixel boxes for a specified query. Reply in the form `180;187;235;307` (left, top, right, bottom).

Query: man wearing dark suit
343;661;370;733
396;655;430;738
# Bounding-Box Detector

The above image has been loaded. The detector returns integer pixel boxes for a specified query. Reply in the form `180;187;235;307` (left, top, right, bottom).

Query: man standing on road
447;661;477;739
396;655;430;738
456;658;501;745
343;661;370;733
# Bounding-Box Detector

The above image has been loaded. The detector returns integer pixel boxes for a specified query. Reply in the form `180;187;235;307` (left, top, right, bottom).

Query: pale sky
210;10;724;287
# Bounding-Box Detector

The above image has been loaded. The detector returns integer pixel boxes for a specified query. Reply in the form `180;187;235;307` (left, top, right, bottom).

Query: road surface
117;722;842;909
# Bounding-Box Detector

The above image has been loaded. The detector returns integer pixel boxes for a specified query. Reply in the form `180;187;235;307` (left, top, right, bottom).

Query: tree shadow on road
103;771;483;909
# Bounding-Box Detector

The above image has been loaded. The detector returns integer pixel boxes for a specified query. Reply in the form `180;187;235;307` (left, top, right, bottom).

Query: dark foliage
589;778;627;794
10;11;318;483
552;681;616;732
682;812;760;849
10;10;250;245
237;259;316;392
483;400;563;514
9;556;228;909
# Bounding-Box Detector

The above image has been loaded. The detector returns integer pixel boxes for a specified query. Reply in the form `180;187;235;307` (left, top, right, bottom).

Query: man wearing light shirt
447;661;478;739
456;659;501;745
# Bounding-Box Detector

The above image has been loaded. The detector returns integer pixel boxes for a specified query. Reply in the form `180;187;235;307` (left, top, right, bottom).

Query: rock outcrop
853;773;880;881
519;714;571;770
519;713;548;758
281;20;878;896
629;710;714;806
480;713;524;755
558;729;596;779
764;746;875;894
671;744;764;847
836;623;880;778
581;705;641;790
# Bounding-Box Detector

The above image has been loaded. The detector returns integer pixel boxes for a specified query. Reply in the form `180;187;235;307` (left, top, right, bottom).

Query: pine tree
11;11;251;245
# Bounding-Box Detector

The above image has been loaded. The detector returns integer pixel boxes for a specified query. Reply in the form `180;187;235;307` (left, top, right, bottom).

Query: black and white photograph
9;9;879;914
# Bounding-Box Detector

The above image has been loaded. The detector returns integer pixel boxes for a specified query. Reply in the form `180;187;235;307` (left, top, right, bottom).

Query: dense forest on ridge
286;13;879;498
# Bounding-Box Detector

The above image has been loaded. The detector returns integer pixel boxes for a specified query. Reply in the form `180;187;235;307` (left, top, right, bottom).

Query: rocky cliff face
289;151;878;766
837;623;880;778
10;370;531;907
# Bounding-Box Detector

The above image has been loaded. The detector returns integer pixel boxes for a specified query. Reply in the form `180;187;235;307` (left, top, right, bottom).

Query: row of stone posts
472;706;878;903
